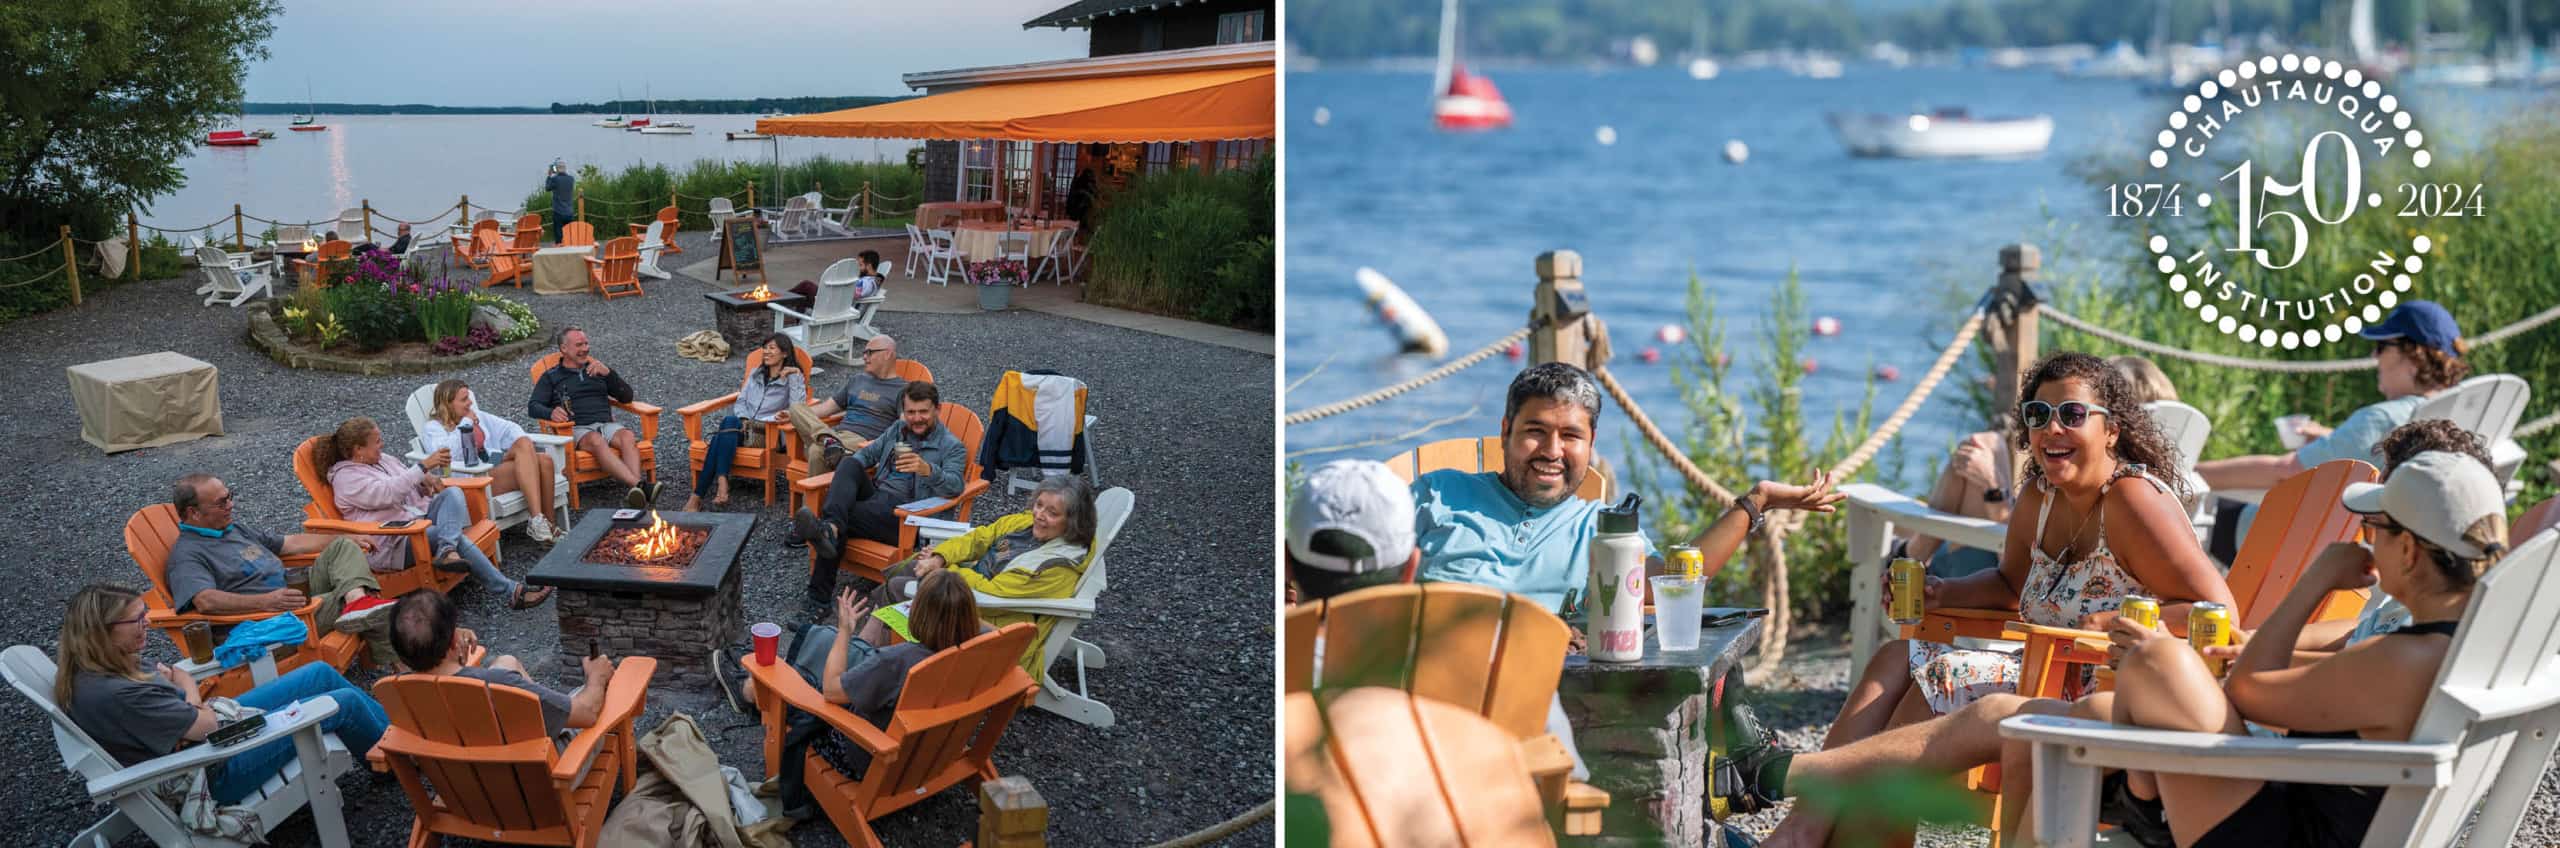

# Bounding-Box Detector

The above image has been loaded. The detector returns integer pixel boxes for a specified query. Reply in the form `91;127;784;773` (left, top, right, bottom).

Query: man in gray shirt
163;473;399;661
388;591;612;738
784;333;912;469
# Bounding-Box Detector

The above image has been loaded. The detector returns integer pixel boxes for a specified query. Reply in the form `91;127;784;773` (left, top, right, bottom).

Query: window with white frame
1214;139;1269;171
961;140;996;202
1216;10;1266;44
1001;141;1035;209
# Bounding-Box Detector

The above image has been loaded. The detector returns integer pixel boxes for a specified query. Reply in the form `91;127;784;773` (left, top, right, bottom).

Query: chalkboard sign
718;216;765;285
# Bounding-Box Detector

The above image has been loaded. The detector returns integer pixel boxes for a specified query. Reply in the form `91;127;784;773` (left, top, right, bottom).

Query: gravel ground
1718;625;2560;848
0;233;1275;847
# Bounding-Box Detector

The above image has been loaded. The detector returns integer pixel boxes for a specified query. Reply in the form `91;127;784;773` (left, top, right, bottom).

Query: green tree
0;0;280;240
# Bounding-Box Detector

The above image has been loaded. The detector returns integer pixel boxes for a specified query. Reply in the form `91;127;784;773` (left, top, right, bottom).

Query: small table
1557;608;1764;846
704;288;813;350
952;221;1072;262
530;245;594;295
67;352;225;453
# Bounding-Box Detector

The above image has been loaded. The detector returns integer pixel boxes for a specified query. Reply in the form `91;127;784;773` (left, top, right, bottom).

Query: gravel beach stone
0;233;1275;846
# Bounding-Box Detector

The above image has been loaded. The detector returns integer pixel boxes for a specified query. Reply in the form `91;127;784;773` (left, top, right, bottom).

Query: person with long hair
317;417;551;609
688;333;805;512
757;569;987;820
53;584;388;805
875;473;1098;678
418;379;559;543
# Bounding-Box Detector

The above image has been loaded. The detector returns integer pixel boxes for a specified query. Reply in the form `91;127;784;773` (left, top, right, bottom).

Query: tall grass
1083;154;1274;330
521;156;925;239
2001;112;2560;505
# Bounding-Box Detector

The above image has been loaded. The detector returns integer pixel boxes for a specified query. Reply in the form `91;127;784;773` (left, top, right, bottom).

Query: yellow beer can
2119;595;2160;630
1889;558;1926;626
1670;545;1704;582
2189;601;2233;675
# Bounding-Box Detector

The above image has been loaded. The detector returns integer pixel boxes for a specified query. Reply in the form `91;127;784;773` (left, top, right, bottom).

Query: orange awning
757;66;1272;143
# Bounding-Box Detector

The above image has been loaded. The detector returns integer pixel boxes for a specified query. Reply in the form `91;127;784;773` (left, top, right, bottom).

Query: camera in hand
208;713;267;748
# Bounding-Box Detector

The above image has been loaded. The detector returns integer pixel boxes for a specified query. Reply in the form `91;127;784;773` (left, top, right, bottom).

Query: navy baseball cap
2359;300;2463;355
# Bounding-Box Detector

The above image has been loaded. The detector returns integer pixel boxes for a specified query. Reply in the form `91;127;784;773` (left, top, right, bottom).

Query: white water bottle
1587;493;1649;663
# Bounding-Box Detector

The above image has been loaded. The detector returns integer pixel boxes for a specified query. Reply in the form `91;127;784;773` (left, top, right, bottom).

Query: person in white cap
2055;451;2507;848
1286;459;1418;603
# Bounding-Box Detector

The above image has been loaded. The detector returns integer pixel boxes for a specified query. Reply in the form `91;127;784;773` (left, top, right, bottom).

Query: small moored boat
726;131;767;141
1826;109;2052;158
205;130;260;147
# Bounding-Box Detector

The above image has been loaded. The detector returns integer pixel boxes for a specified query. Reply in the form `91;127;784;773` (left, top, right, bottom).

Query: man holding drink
161;473;397;664
791;381;969;599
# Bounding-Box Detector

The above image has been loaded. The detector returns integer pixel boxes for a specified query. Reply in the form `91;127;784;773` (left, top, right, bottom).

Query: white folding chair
995;231;1034;288
1032;226;1076;284
903;224;930;278
924;228;962;286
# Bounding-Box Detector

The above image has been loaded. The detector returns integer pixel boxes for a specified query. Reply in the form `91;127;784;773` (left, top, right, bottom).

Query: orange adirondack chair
292;239;355;286
482;231;537;289
1285;582;1609;835
122;505;364;698
2519;496;2560;546
792;401;992;585
1287;688;1560;848
627;206;680;255
559;221;594;248
779;359;936;514
290;435;493;599
455;219;503;271
747;623;1037;848
528;352;663;511
371;657;657;848
677;345;818;505
584;236;643;299
513;214;543;248
1380;436;1614;502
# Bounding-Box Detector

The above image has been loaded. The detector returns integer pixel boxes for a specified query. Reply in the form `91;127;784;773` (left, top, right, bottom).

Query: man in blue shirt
1412;363;1845;624
545;160;575;243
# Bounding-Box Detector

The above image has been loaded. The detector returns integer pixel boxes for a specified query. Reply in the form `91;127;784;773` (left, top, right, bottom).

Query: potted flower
969;259;1029;310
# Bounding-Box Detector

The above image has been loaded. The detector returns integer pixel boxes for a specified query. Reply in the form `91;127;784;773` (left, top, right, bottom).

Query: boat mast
2347;0;2377;66
1432;0;1458;98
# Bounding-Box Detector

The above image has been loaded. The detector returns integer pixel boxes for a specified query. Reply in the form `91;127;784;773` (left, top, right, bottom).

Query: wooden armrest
2005;622;2106;642
744;654;899;754
147;599;325;629
1562;781;1610;836
676;395;740;440
893;480;984;521
381;728;552;765
1997;714;2452;786
300;518;430;537
794;471;836;495
444;476;494;524
1932;607;2023;621
2073;635;2113;655
556;657;656;782
1517;733;1573;781
89;696;340;798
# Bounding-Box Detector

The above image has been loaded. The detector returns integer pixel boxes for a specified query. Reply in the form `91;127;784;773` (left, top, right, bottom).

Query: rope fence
0;262;68;290
1281;326;1534;425
0;240;64;263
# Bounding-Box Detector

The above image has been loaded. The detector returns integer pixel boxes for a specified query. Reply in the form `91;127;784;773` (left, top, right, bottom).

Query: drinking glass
1653;575;1705;652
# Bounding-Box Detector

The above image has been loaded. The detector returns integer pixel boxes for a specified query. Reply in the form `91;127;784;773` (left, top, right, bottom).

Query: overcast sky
243;0;1089;105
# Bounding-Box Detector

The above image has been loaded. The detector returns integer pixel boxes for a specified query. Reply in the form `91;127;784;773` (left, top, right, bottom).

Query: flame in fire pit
629;513;681;560
744;284;773;301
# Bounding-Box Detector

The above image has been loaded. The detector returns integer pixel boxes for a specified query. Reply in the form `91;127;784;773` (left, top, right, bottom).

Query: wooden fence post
361;201;374;241
1989;243;2042;487
1530;249;1602;370
860;180;872;224
576;189;585;223
127;211;141;281
233;204;245;251
976;776;1047;847
60;225;81;306
744;181;756;213
460;194;471;227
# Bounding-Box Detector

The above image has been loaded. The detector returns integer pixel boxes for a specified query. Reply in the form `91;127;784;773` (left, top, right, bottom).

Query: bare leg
491;654;527;676
2115;640;2258;847
532;450;556;517
1825;638;1921;749
611;429;644;485
1761;693;2056;848
581;430;640;485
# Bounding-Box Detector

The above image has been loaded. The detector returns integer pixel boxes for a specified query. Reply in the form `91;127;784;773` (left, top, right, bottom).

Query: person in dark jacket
791;381;968;599
545;160;575;243
528;326;650;501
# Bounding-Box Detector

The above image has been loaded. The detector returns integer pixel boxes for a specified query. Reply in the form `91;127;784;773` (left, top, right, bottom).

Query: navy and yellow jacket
979;370;1088;480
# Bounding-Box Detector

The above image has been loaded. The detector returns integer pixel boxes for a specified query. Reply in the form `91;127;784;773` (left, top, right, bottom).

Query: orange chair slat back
939;403;987;522
892;359;935;385
124;505;184;611
1288;582;1568;740
512;214;542;250
2228;459;2379;629
375;674;569;831
561;221;594;247
742;346;819;402
292;436;347;521
870;623;1036;798
595;236;639;284
1387;436;1610;501
317;240;352;260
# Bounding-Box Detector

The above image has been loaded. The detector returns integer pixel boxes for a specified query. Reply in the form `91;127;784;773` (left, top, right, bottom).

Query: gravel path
1719;625;2560;847
0;233;1275;846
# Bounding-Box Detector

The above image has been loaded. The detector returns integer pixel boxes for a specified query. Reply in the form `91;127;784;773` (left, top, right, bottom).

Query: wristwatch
1734;493;1766;535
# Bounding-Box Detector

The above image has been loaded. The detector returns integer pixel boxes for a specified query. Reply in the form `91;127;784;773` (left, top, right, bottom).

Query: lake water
150;114;920;237
1282;65;2537;484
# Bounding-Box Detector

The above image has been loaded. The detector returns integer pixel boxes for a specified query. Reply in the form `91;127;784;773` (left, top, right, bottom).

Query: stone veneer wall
552;565;743;689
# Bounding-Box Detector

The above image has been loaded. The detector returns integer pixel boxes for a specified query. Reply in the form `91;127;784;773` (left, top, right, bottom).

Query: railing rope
1280;326;1534;425
1826;302;1989;482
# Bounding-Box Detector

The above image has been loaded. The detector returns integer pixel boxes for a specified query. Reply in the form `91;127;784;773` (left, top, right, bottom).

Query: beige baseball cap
2341;451;2505;559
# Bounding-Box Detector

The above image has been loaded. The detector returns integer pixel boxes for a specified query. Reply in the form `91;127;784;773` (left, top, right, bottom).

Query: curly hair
2010;352;2191;501
2399;339;2472;392
2373;419;2490;473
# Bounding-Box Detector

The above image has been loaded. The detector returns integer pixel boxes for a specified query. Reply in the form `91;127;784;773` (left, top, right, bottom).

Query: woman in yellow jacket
872;474;1099;677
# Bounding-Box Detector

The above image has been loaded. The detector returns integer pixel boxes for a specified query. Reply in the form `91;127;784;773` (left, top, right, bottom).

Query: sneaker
334;594;397;633
524;515;556;544
708;647;755;716
792;507;840;556
625;485;651;510
1708;702;1787;820
816;438;848;474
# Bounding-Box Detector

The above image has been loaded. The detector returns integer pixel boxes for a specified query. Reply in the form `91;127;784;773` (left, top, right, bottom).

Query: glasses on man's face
863;347;892;358
205;491;235;508
2019;400;2112;431
2364;516;2407;537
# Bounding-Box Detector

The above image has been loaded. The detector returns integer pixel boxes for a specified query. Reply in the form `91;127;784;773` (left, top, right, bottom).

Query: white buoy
1723;140;1749;164
1355;267;1449;356
1688;57;1721;80
1630;36;1661;67
1313;106;1332;127
1657;324;1686;344
1813;316;1841;336
1595;125;1618;146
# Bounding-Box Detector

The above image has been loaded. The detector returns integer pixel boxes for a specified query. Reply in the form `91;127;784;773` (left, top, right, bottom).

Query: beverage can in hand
1889;557;1927;626
2119;595;2160;630
2189;601;2233;675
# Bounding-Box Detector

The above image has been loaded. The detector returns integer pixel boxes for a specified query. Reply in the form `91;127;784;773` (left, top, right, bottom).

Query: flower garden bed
245;251;544;374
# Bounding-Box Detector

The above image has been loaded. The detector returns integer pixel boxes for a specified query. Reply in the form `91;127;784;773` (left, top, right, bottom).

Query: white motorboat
638;124;693;135
1827;109;2052;158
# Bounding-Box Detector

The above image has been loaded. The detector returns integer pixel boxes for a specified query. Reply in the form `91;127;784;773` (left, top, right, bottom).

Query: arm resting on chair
677;395;741;443
745;657;900;757
87;695;341;799
554;657;655;783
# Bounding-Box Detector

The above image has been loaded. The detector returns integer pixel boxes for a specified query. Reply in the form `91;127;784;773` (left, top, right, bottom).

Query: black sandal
509;584;554;610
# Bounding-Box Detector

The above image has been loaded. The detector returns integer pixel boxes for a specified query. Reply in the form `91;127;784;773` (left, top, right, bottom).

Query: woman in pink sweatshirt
317;417;552;609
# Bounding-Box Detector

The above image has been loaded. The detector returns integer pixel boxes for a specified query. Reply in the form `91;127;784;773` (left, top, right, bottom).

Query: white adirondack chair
333;208;365;243
706;197;737;232
768;196;815;242
769;258;881;365
390;234;445;273
194;246;276;307
2146;400;2215;529
924;228;962;285
400;384;572;540
2412;373;2531;497
974;486;1132;727
903;224;929;277
2002;527;2560;848
2;645;354;848
1841;481;2011;668
633;220;671;280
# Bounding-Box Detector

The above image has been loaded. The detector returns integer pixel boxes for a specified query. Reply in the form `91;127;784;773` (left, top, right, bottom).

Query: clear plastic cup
2276;415;2312;450
1653;575;1705;652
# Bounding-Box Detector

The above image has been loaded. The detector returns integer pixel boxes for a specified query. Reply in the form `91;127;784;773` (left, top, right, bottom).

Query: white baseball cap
2342;451;2505;559
1287;459;1416;574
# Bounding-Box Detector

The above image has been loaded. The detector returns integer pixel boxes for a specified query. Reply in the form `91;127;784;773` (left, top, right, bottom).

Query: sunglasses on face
2363;516;2407;537
2020;400;2111;431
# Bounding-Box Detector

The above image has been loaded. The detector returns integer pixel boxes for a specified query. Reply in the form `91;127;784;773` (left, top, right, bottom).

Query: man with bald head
786;334;911;476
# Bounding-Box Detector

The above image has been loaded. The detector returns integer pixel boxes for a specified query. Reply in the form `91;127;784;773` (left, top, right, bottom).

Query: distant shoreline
237;95;910;116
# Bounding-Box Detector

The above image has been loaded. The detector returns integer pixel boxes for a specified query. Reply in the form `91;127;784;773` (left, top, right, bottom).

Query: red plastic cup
751;622;781;666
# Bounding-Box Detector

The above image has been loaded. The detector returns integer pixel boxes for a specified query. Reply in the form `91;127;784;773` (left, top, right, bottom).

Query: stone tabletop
1559;608;1765;847
525;509;757;597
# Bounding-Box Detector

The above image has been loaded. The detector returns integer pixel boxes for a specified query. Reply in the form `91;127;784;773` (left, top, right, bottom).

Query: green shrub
1083;154;1275;330
522;156;925;238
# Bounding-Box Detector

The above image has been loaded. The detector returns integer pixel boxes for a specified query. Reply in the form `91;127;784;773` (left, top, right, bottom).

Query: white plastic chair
2;645;354;848
924;228;962;286
333;208;365;243
1032;226;1078;284
401;384;573;540
995;231;1034;287
2411;374;2532;497
706;197;737;232
769;197;814;242
770;258;881;365
269;224;310;250
634;220;670;280
2002;527;2560;848
903;224;930;278
195;245;276;307
2145;400;2215;529
974;486;1133;727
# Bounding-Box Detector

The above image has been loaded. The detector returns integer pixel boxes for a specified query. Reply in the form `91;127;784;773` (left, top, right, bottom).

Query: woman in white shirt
419;379;558;543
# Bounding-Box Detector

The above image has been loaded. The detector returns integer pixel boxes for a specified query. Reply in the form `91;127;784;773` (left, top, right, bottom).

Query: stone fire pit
525;509;756;688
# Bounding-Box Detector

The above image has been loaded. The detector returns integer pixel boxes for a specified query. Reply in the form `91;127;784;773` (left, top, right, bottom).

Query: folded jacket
213;614;310;669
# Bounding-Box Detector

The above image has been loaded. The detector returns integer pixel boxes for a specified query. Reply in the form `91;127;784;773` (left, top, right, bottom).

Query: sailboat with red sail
1430;0;1511;130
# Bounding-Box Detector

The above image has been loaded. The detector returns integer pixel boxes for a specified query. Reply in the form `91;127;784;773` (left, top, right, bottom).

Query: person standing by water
545;160;575;243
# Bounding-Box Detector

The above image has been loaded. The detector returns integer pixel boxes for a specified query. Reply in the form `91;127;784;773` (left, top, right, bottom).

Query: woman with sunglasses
2198;301;2471;559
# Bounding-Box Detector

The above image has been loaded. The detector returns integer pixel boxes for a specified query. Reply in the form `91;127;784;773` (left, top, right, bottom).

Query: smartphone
588;639;601;660
208;713;267;748
379;518;419;530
